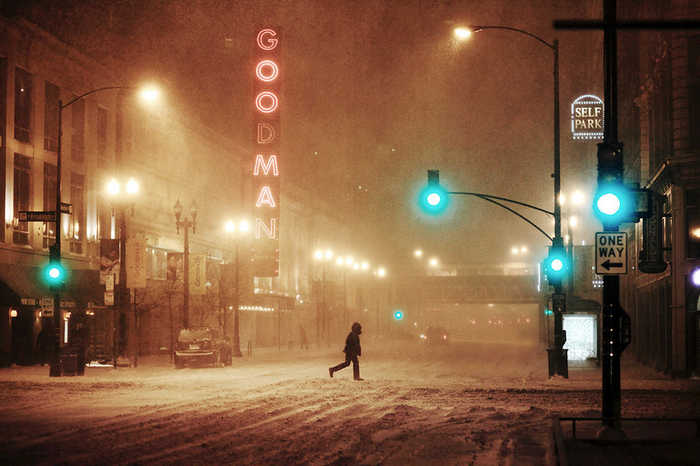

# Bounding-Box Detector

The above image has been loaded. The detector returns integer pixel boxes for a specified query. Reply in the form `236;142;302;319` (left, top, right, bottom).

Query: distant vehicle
419;326;449;345
174;327;232;369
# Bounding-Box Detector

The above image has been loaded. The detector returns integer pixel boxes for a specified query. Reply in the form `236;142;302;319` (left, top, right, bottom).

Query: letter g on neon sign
257;29;278;50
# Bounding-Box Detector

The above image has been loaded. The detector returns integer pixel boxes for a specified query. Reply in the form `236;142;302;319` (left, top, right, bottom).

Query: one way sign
595;232;628;275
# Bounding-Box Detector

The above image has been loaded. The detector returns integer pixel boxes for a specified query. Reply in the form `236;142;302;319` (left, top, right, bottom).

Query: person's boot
328;367;333;378
353;364;362;380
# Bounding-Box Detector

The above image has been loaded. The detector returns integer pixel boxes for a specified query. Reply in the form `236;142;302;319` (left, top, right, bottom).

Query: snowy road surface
1;340;698;465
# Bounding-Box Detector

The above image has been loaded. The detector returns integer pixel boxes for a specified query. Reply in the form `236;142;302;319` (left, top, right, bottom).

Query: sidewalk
554;416;700;466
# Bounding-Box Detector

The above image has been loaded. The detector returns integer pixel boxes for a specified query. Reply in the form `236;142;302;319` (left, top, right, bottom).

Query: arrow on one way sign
601;259;624;271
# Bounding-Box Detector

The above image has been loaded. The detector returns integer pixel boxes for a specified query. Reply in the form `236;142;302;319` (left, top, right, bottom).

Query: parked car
419;326;449;345
174;327;233;368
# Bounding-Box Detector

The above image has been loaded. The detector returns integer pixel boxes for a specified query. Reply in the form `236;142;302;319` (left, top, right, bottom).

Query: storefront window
687;189;700;259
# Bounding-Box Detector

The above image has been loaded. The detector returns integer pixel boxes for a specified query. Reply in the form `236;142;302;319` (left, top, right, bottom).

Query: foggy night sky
18;0;616;268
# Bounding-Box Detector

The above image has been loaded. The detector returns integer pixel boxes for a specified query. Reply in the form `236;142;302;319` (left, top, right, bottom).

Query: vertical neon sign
252;27;281;277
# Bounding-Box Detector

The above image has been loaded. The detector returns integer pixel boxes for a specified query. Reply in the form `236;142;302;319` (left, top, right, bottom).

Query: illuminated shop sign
571;94;603;140
252;27;281;277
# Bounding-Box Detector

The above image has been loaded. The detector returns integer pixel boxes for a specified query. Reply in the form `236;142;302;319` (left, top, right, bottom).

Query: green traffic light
544;248;568;285
419;185;448;214
593;183;631;225
393;310;404;320
43;262;66;286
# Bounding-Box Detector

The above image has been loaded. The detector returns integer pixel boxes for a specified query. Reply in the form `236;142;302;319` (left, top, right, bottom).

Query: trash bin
60;351;78;376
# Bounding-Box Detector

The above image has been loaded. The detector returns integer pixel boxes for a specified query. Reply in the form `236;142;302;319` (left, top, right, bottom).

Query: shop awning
0;264;102;307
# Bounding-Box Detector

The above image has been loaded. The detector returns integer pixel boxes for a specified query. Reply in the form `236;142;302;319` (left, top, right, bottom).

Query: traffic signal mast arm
448;191;554;242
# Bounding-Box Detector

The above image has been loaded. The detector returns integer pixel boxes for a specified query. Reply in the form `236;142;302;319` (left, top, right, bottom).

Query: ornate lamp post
104;177;139;367
224;219;250;357
174;200;197;329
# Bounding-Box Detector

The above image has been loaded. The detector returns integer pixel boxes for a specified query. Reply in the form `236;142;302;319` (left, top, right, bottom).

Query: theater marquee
252;27;281;277
571;94;603;140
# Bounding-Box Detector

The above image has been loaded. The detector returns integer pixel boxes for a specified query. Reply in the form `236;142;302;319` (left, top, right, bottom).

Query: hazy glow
414;249;423;258
255;91;279;113
48;267;60;279
225;220;235;233
426;192;441;206
520;246;527;253
692;227;700;239
314;249;323;260
377;267;386;277
336;257;345;266
324;249;333;260
597;193;621;215
551;258;564;272
428;257;439;267
239;219;250;233
106;178;120;196
572;190;585;205
511;247;519;255
691;268;700;287
139;86;160;102
256;60;279;82
454;27;472;40
361;261;369;270
569;216;579;228
558;193;566;205
126;178;139;195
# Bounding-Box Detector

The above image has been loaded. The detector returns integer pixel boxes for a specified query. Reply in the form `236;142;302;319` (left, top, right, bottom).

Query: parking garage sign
595;232;628;275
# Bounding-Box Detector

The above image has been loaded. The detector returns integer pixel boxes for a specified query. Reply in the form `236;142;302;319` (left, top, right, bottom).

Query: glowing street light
428;257;439;268
414;249;423;258
453;27;473;40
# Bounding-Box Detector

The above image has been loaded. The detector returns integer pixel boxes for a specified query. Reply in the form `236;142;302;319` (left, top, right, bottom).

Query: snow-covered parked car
174;327;233;369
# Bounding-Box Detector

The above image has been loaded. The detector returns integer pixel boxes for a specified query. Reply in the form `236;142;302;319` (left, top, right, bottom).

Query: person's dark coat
343;326;361;358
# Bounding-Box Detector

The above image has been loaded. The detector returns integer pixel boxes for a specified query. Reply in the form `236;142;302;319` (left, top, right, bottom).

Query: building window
14;67;31;143
43;163;57;249
69;173;84;254
97;106;109;169
13;154;31;245
689;36;700;150
687;189;700;259
44;81;59;151
71;98;85;163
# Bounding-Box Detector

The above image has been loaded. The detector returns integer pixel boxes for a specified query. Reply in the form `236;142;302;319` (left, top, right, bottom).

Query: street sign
595;232;628;274
60;202;72;214
18;211;56;222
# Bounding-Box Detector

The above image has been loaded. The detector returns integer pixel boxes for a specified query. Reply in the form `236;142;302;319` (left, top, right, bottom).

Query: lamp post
455;25;566;377
374;267;386;338
174;200;197;329
224;219;249;357
104;177;139;367
313;248;333;345
49;84;159;377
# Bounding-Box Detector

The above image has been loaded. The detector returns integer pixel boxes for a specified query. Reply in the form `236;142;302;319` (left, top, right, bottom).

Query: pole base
547;348;569;378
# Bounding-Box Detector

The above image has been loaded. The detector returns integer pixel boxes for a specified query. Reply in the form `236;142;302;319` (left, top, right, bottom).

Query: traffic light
42;261;66;287
544;244;568;288
691;267;700;288
593;142;632;226
419;169;448;214
393;310;404;320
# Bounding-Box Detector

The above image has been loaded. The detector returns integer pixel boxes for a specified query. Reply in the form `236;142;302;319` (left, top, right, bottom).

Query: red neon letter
255;186;276;207
257;29;278;50
255;91;279;114
254;154;279;176
256;60;279;82
257;122;277;144
256;218;277;239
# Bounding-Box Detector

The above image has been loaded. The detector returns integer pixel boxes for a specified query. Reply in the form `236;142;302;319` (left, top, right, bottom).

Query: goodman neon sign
252;27;280;277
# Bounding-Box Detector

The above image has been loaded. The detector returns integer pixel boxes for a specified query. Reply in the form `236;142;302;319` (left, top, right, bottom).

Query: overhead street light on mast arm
453;24;566;378
49;83;160;377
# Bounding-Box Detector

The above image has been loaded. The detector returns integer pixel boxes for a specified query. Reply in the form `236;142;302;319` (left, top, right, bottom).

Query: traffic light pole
49;100;64;377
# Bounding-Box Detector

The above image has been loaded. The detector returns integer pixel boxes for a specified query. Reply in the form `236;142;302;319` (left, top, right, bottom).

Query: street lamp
455;24;567;377
49;84;159;377
224;218;249;357
104;176;139;367
174;199;197;329
313;248;333;345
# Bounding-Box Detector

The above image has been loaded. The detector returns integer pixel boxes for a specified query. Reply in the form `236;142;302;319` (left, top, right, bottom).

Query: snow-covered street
1;341;698;465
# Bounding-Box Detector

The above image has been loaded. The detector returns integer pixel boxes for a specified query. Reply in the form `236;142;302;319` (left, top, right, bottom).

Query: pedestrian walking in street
328;322;363;380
